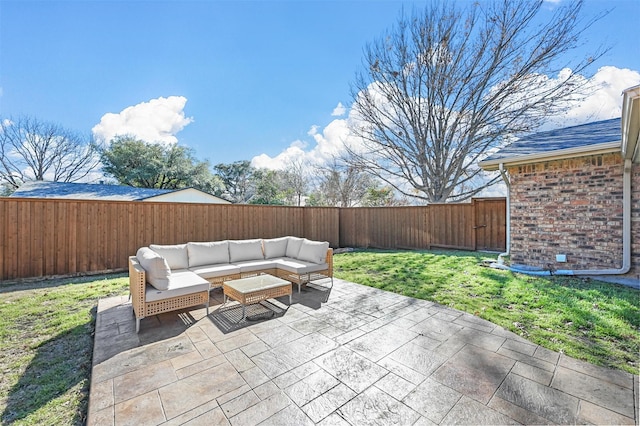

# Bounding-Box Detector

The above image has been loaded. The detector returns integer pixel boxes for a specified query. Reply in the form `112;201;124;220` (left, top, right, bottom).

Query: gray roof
10;181;175;201
481;117;621;164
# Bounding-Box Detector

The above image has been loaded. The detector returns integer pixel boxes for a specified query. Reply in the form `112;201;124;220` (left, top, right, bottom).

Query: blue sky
1;0;639;171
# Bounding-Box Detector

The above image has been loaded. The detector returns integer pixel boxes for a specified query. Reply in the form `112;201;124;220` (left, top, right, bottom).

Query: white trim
144;188;231;204
621;85;640;162
478;141;621;171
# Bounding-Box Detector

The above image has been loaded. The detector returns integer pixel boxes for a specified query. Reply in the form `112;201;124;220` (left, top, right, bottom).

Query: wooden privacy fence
339;198;506;251
0;197;505;281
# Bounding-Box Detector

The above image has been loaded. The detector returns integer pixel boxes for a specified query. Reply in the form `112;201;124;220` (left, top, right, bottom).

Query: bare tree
310;158;377;207
0;116;100;192
347;0;606;203
282;159;310;206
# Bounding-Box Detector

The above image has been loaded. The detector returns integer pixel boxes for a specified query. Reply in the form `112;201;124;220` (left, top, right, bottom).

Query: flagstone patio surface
87;279;639;425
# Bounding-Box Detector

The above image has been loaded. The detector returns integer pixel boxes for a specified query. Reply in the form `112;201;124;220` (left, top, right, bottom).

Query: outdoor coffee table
222;274;292;320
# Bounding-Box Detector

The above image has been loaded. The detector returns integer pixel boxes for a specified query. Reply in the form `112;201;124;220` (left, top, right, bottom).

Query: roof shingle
481;117;621;165
10;181;175;201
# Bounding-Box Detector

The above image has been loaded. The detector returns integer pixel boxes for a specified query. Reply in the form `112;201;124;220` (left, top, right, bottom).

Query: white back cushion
228;239;264;262
285;236;304;258
187;241;229;267
263;237;289;259
136;247;171;290
297;239;329;264
149;243;189;270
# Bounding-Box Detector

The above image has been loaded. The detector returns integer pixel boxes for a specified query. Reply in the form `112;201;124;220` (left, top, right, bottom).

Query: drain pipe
497;163;510;265
494;158;632;276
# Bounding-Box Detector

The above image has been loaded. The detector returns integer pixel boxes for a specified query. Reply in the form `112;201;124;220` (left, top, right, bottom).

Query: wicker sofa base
129;257;210;333
128;246;334;333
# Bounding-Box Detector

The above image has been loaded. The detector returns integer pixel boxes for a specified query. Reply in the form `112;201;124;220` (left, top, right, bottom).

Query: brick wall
509;153;637;274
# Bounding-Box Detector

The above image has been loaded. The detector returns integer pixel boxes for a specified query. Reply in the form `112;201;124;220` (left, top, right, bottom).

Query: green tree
363;186;398;207
251;169;286;205
305;192;325;207
214;160;255;203
100;136;222;193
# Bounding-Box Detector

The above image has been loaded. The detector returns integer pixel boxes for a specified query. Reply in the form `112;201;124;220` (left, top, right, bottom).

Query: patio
87;279;638;425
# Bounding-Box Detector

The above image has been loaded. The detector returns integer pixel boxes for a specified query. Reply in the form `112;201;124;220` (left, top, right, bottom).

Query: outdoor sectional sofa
129;236;333;332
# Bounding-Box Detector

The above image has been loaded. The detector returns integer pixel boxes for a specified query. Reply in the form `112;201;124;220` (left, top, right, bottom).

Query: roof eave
478;141;621;171
621;85;640;163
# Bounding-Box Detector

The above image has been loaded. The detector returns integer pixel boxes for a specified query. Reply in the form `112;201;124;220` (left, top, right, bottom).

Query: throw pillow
228;239;264;262
136;247;171;290
263;237;289;259
296;239;329;264
149;243;189;270
285;236;304;258
187;241;229;267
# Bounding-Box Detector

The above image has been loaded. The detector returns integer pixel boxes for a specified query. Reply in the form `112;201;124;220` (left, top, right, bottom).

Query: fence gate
474;198;507;252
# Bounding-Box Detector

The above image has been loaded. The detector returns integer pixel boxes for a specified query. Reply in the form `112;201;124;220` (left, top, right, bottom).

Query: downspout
497;163;510;264
495;158;632;276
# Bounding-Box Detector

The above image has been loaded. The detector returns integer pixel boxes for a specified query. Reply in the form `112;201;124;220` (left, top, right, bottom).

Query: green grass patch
0;250;637;424
334;249;639;374
0;275;129;425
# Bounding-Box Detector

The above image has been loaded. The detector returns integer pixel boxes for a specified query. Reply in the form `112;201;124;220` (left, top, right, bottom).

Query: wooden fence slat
0;198;505;281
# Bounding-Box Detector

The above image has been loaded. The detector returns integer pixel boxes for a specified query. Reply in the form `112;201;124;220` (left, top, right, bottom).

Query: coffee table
222;274;292;320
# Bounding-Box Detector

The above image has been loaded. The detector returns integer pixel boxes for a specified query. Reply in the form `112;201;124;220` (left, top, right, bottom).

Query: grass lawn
0;274;129;426
0;249;637;425
334;249;640;375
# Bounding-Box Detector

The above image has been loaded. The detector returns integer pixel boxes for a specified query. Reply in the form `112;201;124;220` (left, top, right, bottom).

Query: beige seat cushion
234;260;279;273
273;258;329;275
145;270;209;302
189;263;241;279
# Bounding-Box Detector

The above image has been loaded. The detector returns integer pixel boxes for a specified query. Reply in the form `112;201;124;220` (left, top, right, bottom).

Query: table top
223;274;290;294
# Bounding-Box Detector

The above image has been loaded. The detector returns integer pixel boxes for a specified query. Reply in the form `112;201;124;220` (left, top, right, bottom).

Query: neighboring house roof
10;181;231;204
479;118;622;171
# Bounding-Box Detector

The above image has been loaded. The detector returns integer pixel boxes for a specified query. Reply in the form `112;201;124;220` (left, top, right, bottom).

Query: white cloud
252;143;308;170
546;66;640;128
251;119;356;170
251;100;367;170
92;96;193;144
331;102;346;116
251;66;640;173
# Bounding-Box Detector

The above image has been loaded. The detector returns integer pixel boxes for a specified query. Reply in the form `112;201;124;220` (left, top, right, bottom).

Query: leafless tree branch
346;0;608;203
0;116;100;192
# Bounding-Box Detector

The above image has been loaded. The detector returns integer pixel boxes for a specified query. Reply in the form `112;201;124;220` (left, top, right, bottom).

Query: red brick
508;154;638;276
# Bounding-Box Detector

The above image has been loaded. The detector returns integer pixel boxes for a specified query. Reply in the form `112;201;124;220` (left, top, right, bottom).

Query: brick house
479;85;639;281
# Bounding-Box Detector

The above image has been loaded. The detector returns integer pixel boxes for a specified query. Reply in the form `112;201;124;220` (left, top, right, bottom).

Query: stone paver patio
88;279;639;425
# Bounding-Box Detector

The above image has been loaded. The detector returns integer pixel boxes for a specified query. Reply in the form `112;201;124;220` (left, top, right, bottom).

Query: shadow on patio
87;279;638;425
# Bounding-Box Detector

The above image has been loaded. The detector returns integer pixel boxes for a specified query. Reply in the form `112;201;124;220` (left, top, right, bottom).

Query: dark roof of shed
481;117;621;164
10;181;174;201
